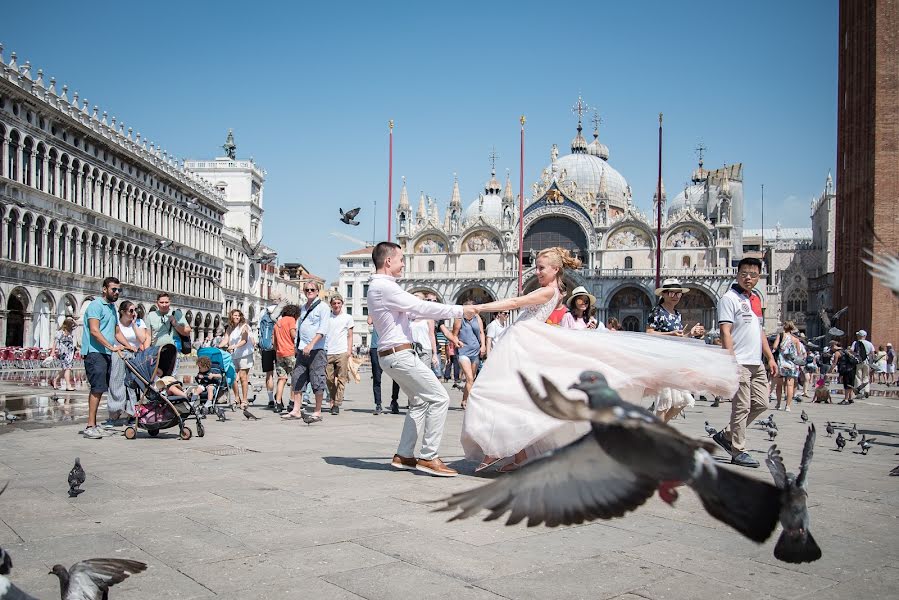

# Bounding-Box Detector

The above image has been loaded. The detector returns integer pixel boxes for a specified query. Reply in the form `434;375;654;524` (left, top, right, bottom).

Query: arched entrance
5;288;29;346
522;216;588;268
608;286;651;332
455;287;496;326
680;289;717;330
32;291;55;348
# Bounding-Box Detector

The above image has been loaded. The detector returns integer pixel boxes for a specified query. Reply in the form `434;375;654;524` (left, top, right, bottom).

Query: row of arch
0;121;223;257
1;205;220;301
2;285;226;348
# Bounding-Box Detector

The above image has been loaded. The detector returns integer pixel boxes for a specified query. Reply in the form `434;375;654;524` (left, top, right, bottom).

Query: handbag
166;310;192;355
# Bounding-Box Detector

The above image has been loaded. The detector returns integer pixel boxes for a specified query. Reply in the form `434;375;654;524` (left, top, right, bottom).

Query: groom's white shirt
368;274;462;350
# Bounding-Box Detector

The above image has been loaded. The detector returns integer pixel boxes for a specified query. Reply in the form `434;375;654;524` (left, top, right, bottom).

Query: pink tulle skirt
461;320;739;461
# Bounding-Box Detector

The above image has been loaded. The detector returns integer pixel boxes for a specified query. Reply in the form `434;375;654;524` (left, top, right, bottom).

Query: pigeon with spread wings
339;207;361;226
436;371;781;543
862;249;899;298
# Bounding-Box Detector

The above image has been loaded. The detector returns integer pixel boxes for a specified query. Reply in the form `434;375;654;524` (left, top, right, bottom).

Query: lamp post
518;115;526;296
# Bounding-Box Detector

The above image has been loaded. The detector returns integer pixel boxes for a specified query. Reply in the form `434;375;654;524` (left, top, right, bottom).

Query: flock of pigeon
0;482;146;599
436;370;860;565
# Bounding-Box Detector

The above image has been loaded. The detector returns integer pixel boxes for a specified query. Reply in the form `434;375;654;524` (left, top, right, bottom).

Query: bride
463;246;740;472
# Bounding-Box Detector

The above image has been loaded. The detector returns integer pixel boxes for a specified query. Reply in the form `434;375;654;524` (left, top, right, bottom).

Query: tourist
712;258;778;468
324;294;354;416
852;330;875;395
606;317;621;331
462;247;739;473
562;286;599;330
485;310;509;354
368;242;475;477
258;296;286;408
645;279;706;421
829;341;857;404
273;304;300;413
453;300;485;410
49;317;77;391
444;337;461;385
220;309;254;410
801;349;819;397
427;292;455;379
80;277;124;439
886;343;895;385
872;345;887;384
145;292;191;349
283;282;330;423
107;300;148;424
772;321;806;412
368;315;384;414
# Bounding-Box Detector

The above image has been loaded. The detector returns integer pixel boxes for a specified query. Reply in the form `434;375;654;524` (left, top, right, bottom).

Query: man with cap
852;330;875;396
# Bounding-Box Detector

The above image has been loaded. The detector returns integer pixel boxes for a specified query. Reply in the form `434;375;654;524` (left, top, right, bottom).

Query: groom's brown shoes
391;454;417;470
415;457;458;477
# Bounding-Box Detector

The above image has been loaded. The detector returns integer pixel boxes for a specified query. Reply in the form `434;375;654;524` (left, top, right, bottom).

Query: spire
417;191;427;219
503;169;513;201
430;196;440;221
597;168;609;200
398;176;410;209
485;149;501;193
825;170;834;196
222;129;237;159
450;173;462;207
570;95;591;154
720;164;730;195
692;142;709;182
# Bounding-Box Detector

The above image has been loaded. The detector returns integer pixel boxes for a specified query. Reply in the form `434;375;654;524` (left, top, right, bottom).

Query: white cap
856;330;867;337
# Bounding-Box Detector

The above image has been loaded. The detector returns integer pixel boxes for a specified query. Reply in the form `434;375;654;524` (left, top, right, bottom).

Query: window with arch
624;256;633;269
428;260;435;272
786;288;808;314
478;259;486;271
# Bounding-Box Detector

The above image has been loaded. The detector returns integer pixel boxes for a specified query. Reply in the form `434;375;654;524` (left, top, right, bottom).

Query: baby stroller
122;344;204;440
195;347;236;411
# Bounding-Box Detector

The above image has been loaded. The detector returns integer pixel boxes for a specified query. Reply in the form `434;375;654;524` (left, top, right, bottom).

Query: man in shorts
258;296;286;407
282;283;330;423
273;304;300;413
81;277;125;439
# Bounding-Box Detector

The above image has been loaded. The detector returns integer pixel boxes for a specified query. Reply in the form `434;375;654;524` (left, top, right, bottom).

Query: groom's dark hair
373;242;401;268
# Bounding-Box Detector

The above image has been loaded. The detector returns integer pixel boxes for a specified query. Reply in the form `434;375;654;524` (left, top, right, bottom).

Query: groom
369;242;477;477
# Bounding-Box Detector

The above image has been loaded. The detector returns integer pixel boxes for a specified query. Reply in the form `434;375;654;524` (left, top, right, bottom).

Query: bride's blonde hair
537;247;581;293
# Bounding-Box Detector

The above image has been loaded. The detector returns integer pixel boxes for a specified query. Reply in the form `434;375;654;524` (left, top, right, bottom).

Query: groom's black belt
378;343;413;357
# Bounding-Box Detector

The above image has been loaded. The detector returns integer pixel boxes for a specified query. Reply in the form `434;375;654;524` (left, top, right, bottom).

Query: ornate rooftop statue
222;129;237;159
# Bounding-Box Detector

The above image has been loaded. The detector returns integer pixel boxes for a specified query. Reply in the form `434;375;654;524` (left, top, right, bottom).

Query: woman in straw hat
462;248;739;473
646;278;706;421
561;286;601;330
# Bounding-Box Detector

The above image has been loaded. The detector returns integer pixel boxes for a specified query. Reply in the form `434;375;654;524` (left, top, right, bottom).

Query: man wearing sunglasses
81;277;125;439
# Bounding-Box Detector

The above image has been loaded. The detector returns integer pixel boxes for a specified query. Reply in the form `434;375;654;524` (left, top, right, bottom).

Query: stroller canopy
125;344;178;391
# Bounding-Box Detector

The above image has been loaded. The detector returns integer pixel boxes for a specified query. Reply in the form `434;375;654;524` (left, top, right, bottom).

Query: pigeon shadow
322;456;401;472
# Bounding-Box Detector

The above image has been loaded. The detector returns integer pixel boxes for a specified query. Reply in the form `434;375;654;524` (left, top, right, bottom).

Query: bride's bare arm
474;286;555;313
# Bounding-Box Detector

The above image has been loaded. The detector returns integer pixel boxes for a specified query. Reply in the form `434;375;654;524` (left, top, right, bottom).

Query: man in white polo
713;257;778;468
368;242;477;477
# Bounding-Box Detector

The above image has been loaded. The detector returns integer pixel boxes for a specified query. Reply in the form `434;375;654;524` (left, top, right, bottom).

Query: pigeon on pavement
704;421;717;437
848;423;859;441
67;458;85;498
800;410;809;423
765;424;822;563
858;435;876;455
3;411;18;424
339;207;361;226
49;559;147;600
825;422;834;437
767;426;778;442
436;371;781;543
242;408;258;421
890;465;899;477
216;407;227;422
835;432;846;451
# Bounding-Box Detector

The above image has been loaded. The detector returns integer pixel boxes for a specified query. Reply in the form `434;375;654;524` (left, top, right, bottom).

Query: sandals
498;461;522;473
281;414;303;420
475;456;503;473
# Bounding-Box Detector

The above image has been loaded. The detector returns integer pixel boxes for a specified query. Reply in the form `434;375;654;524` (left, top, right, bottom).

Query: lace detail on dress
516;287;560;325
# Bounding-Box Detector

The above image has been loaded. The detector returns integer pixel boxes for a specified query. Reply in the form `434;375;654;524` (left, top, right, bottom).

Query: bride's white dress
461;287;740;461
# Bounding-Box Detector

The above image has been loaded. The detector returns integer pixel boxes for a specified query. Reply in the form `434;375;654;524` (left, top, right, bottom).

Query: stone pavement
0;370;897;599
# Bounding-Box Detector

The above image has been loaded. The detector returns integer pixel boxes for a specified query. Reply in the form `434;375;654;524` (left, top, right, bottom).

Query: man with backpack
830;341;858;405
258;296;286;408
852;330;875;397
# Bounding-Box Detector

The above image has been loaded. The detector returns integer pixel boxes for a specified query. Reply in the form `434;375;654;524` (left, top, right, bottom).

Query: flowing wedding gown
461;286;740;461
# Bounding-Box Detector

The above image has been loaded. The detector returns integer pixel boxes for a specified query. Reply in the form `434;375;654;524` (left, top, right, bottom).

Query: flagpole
655;113;663;289
518;115;526;296
387;120;394;241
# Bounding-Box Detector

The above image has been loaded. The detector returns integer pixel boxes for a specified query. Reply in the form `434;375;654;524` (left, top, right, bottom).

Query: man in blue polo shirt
81;277;125;439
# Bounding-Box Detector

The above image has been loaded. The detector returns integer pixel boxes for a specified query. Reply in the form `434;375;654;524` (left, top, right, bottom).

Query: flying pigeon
825;422;834;437
216;407;227;422
3;411;18;424
67;458;85;498
835;432;846;451
858;435;876;455
800;410;809;423
0;573;38;599
849;423;859;441
767;426;778;442
243;408;258;421
704;421;717;437
765;424;822;563
339;207;361;226
49;559;147;600
436;371;782;543
862;249;899;298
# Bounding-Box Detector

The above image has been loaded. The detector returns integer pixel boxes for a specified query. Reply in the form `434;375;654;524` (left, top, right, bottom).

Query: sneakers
389;401;400;415
712;430;734;455
784;406;792;412
81;426;104;439
731;452;760;468
330;405;340;415
373;405;383;415
416;457;458;477
391;454;417;470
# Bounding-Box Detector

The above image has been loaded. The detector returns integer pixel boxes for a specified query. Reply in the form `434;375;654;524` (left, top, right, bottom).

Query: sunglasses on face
127;309;136;314
109;288;121;293
305;288;317;292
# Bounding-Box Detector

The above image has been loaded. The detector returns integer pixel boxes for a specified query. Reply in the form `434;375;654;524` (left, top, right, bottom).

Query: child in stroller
194;356;223;408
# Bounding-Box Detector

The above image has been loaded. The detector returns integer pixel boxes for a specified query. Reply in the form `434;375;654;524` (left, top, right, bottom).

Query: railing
401;267;743;281
402;270;518;281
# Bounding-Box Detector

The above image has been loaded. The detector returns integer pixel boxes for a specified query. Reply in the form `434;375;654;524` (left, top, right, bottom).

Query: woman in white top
108;301;149;422
220;309;254;409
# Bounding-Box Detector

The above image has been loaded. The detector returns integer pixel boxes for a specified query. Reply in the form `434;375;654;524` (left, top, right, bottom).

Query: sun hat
654;278;691;296
566;286;596;309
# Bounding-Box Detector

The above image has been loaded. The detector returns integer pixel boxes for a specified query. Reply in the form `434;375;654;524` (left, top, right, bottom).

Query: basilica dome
464;170;506;223
668;182;707;218
554;152;630;207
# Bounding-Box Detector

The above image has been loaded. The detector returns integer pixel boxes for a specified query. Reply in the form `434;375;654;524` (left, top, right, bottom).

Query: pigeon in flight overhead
49;559;147;600
240;236;277;264
765;424;822;563
339;207;361;226
704;421;717;437
862;249;899;298
825;422;834;437
437;371;781;543
835;432;846;451
242;408;258;421
67;458;85;498
800;410;809;423
849;423;859;441
858;435;876;455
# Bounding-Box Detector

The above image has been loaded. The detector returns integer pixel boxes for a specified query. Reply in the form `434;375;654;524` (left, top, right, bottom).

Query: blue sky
3;1;838;281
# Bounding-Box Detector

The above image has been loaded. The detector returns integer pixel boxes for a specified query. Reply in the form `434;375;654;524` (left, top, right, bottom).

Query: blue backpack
258;312;275;351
